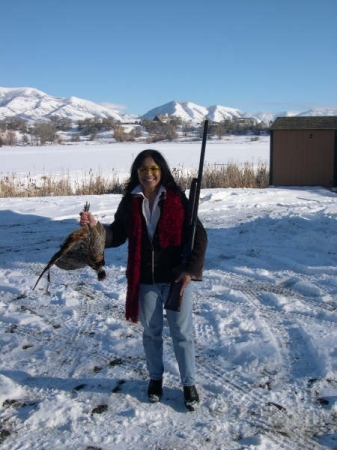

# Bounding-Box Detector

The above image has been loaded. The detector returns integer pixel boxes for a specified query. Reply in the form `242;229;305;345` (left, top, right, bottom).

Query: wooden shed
269;116;337;188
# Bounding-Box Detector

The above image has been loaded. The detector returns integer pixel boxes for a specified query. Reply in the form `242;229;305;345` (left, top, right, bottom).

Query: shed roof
271;116;337;130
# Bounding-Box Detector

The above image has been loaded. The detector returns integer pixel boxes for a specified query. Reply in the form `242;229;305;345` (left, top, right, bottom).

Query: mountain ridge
0;87;336;125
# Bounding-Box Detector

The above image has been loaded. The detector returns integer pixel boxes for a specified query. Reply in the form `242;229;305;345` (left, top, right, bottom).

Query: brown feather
33;203;106;290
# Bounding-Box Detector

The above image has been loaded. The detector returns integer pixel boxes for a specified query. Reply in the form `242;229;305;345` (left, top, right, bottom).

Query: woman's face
137;156;162;194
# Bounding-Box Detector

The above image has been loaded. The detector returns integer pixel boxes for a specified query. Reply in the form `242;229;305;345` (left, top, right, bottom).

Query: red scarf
125;190;185;322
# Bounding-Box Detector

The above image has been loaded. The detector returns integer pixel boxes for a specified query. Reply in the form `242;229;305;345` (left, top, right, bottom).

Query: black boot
183;385;200;411
147;379;163;403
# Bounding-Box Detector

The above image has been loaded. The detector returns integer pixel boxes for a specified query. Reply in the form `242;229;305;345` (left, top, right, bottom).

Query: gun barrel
165;120;208;312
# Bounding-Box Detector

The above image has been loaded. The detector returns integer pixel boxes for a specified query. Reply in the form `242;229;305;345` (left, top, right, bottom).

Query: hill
1;87;336;126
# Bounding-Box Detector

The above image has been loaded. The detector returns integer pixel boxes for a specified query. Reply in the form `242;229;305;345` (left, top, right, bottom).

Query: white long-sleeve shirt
131;185;166;240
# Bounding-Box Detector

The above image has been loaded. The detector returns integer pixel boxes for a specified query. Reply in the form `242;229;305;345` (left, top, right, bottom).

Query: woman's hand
174;272;192;296
79;210;97;226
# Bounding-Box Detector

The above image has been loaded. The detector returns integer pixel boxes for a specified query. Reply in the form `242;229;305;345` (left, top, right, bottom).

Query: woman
80;149;207;411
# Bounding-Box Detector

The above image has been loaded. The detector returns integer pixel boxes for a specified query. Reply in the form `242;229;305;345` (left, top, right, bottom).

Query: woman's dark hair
124;149;181;194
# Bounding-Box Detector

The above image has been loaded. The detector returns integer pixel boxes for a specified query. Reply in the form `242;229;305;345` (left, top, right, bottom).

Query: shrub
0;163;269;198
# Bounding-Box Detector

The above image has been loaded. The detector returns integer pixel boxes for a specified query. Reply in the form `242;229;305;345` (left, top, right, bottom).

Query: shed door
272;130;335;187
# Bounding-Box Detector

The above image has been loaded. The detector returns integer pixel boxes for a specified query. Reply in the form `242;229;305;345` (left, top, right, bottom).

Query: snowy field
1;138;337;449
1;135;270;182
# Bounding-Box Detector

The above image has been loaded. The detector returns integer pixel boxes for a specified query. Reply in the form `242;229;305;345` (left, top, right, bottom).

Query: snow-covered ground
1;135;270;183
1;138;337;449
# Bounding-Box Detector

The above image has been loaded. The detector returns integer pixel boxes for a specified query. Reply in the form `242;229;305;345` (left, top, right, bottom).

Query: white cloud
99;102;128;113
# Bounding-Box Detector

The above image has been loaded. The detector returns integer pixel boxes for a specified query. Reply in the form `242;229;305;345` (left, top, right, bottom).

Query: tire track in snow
2;262;336;449
194;298;301;449
4;281;146;381
194;270;336;449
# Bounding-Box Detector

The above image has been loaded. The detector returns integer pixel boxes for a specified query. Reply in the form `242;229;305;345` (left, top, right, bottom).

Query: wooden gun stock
165;280;184;311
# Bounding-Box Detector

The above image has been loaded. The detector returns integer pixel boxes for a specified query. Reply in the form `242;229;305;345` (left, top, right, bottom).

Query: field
1;137;337;449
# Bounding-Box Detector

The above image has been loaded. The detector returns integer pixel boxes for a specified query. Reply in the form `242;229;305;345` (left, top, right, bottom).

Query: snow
1;86;337;124
1;136;270;183
0;87;127;122
1;139;337;449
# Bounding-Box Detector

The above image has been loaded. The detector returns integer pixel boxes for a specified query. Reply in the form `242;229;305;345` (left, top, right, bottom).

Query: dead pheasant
33;202;106;290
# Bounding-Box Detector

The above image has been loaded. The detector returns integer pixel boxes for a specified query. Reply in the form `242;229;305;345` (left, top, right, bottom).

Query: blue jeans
138;283;196;386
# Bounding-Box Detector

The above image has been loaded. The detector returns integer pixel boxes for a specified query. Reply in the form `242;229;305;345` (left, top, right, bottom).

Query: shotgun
165;119;209;311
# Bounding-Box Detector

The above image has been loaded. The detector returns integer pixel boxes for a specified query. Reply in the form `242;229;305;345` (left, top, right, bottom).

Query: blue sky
1;0;336;115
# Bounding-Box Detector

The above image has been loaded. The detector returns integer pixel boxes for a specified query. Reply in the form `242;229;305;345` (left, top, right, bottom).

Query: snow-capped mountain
0;87;336;125
297;108;337;117
0;87;132;123
142;101;243;123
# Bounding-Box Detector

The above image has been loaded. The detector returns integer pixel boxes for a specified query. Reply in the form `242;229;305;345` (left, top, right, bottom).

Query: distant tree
6;131;18;146
50;115;73;131
215;122;226;139
182;121;193;136
89;130;98;141
114;124;135;142
141;119;162;134
71;134;80;142
21;134;30;145
77;117;101;136
133;126;142;138
162;123;178;141
6;118;28;133
56;135;64;144
101;117;115;130
33;121;57;145
141;118;178;141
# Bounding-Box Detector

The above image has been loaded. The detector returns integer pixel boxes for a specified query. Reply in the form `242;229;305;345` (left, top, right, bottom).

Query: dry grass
172;162;269;190
0;163;269;198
